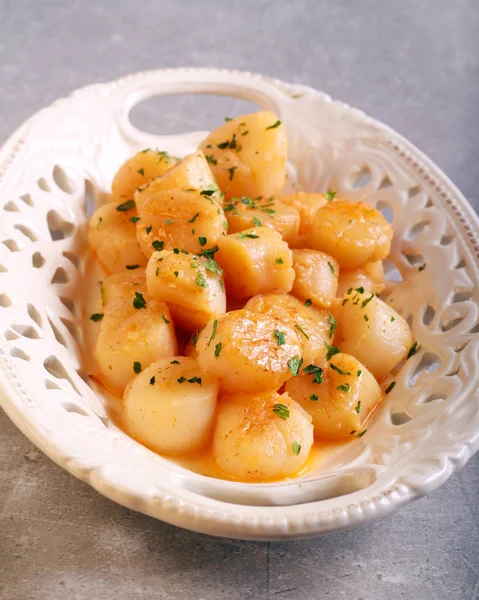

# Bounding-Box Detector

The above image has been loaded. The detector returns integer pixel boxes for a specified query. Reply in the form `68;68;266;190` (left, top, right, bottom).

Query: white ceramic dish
0;68;478;540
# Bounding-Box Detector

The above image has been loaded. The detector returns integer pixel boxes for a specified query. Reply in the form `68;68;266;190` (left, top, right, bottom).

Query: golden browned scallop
199;112;287;199
309;199;393;269
336;261;385;297
146;249;226;331
88;202;147;274
339;288;412;378
136;189;227;259
95;297;177;395
123;357;218;455
291;249;339;309
102;269;147;308
213;391;313;481
245;293;332;364
277;192;327;247
224;197;300;245
196;309;303;393
112;149;178;202
285;353;381;441
134;151;221;211
215;226;294;300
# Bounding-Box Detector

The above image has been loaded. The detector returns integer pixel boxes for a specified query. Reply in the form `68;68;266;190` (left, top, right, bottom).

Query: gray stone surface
0;0;478;598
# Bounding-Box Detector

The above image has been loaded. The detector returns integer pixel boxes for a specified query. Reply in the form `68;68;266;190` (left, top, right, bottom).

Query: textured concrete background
0;0;478;598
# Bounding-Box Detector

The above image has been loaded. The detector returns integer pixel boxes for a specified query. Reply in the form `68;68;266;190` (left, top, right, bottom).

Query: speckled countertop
0;1;478;598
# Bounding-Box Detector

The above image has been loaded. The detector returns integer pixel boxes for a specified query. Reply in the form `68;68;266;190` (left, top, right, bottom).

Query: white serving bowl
0;68;478;540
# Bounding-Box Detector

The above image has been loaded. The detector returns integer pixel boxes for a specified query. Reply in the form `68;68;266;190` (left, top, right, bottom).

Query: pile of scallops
88;111;412;482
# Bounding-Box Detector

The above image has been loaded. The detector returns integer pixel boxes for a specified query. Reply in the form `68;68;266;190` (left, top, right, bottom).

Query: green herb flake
191;330;199;348
226;166;237;181
133;361;142;374
173;271;179;278
266;120;282;130
357;370;362;377
145;225;152;235
385;381;396;394
295;323;310;340
274;330;285;346
173;248;180;254
418;263;427;272
327;261;336;275
357;429;367;438
361;294;374;309
200;189;216;197
204;258;223;276
116;199;135;211
133;292;146;310
407;342;420;359
214;342;222;357
208;319;218;346
177;376;187;383
324;341;340;361
364;314;369;322
161;313;170;324
188;212;200;223
237;232;260;239
292;441;301;456
310;393;319;401
155;267;159;276
304;299;312;307
252;217;262;227
241;130;249;136
137;167;145;176
187;376;202;385
330;363;350;376
275;257;284;264
287;356;303;377
328;313;337;339
201;245;219;259
391;316;395;322
90;313;104;322
126;264;140;270
224;117;232;122
152;240;164;252
196;272;208;289
355;401;361;414
337;383;350;392
198;236;207;247
272;403;290;420
165;219;175;225
217;141;229;149
170;360;180;364
355;286;365;294
96;216;102;230
129;216;140;224
149;376;155;385
140;148;150;154
325;190;337;202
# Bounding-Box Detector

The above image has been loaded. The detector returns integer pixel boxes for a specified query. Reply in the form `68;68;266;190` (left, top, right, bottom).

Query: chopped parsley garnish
310;394;319;401
357;370;362;377
272;403;290;420
90;313;104;322
205;155;217;165
304;299;312;307
303;364;323;384
174;271;179;278
325;190;337;202
337;383;350;392
385;381;396;394
330;363;350;376
391;316;395;322
328;313;337;339
161;313;170;324
266;120;282;130
133;361;142;373
418;263;427;271
275;257;284;264
191;330;199;348
196;272;208;288
241;130;249;136
224;117;232;121
129;216;140;223
354;401;361;414
133;292;146;309
287;356;303;376
204;258;223;275
149;376;155;385
208;319;218;346
226;166;237;181
201;245;219;259
252;217;262;227
140;148;150;153
295;323;309;339
152;240;164;252
155;267;159;276
177;376;187;383
126;264;140;270
198;237;207;247
137;167;144;176
145;225;152;234
237;232;260;239
324;341;340;360
165;219;175;225
361;294;374;309
274;330;285;346
327;261;335;274
364;314;369;322
170;360;180;364
187;376;202;385
200;189;216;197
173;248;180;254
96;216;102;230
217;140;229;149
407;342;419;359
116;199;135;211
292;441;301;456
357;430;367;438
214;342;222;357
188;212;200;223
